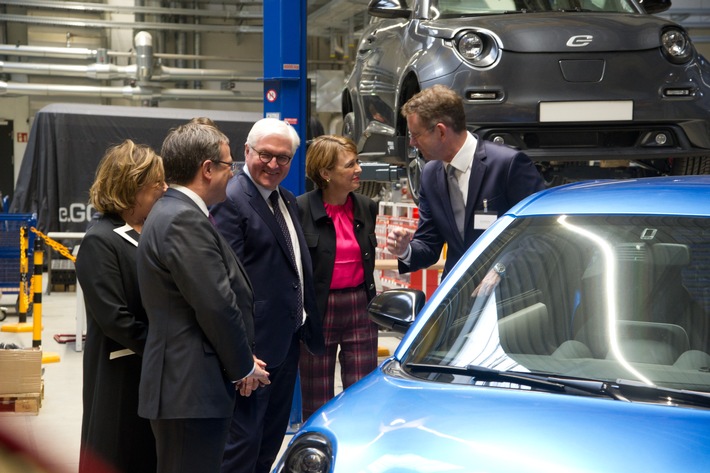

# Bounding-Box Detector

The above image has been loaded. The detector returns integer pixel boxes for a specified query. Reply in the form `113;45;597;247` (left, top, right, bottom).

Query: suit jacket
136;188;255;420
297;190;379;321
211;172;325;367
401;138;545;277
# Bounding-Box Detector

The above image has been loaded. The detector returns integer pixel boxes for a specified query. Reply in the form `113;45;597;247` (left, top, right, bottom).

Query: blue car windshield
433;0;638;15
403;215;710;393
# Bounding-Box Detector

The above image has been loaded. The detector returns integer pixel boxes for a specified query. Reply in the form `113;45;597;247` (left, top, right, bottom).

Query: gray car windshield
404;215;710;393
433;0;637;15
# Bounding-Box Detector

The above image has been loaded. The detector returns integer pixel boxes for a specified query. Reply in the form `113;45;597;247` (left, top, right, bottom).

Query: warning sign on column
266;89;277;102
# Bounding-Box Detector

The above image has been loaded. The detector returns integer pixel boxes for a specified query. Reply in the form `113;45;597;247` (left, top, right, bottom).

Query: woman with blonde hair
297;135;379;419
76;139;166;473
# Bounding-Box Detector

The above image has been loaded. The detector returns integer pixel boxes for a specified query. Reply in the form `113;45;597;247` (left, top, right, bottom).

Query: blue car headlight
661;27;693;64
275;432;333;473
455;30;499;68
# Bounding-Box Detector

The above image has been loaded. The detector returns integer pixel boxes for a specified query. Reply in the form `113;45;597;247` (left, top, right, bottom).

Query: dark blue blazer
211;172;325;367
400;138;545;278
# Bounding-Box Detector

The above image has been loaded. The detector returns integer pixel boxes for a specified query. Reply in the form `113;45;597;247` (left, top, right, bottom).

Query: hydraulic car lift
262;0;308;196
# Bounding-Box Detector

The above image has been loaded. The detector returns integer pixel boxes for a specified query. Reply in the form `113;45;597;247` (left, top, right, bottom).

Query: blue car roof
509;176;710;218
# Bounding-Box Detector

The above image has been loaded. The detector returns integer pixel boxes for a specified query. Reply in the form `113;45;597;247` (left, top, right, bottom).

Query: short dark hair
161;121;229;185
401;84;466;133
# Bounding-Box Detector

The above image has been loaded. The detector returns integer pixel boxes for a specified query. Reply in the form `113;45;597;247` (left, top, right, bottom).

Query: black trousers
221;334;300;473
151;417;231;473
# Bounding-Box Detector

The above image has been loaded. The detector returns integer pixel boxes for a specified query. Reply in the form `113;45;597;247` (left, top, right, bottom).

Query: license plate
539;100;633;122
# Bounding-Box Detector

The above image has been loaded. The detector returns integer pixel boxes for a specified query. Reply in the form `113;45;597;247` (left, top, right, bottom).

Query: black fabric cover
10;103;260;232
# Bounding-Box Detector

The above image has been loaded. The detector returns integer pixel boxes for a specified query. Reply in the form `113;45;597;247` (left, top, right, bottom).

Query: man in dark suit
387;85;545;278
137;121;270;473
211;117;325;473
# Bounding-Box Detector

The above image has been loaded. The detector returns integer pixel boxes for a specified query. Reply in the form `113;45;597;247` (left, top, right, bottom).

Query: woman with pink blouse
297;135;379;420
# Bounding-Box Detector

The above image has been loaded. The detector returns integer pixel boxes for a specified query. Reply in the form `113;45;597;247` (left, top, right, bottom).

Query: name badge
474;211;497;230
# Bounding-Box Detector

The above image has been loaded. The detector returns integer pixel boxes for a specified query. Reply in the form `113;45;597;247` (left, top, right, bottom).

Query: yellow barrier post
32;237;42;347
2;226;33;333
18;226;29;325
32;238;60;364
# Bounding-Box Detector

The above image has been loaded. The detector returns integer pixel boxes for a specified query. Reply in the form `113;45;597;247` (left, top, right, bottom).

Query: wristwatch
493;262;506;278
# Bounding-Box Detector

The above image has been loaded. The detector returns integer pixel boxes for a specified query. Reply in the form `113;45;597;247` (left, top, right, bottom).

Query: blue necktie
269;191;304;330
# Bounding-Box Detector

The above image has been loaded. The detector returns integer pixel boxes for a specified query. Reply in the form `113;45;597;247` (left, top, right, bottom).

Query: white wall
0;96;30;189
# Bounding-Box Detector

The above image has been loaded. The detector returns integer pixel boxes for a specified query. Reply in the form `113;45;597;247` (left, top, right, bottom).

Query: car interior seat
609;319;690;365
646;243;709;354
495;232;589;356
498;302;553;355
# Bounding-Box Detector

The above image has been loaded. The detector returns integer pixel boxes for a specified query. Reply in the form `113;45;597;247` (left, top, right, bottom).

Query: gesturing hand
386;228;413;257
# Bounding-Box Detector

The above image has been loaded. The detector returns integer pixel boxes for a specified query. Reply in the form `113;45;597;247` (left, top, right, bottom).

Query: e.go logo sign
566;35;593;47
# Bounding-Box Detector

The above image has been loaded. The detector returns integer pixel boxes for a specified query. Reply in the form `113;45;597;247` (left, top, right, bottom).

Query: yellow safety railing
30;227;76;263
1;225;65;363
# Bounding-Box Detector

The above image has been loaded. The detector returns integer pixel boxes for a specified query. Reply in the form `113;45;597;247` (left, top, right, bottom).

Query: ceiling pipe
174;1;188;88
0;60;261;81
0;61;125;78
0;44;98;59
157;66;261;81
0;80;262;102
1;28;261;83
0;44;262;62
0;13;262;34
0;0;263;20
194;1;203;90
134;31;154;83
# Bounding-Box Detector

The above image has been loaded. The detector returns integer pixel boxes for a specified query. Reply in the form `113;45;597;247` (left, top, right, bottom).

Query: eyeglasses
250;146;293;166
212;160;238;172
408;125;436;141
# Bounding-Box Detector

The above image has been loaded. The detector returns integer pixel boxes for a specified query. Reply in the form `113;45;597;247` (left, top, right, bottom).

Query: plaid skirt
299;285;378;419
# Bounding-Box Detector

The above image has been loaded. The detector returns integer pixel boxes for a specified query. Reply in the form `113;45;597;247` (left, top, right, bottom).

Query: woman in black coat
297;135;379;420
75;140;166;473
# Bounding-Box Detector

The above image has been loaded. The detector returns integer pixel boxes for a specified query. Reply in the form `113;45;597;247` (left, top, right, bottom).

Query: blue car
274;176;710;473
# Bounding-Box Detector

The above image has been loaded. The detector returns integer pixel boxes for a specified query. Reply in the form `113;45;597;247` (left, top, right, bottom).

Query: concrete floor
0;289;82;473
0;282;401;473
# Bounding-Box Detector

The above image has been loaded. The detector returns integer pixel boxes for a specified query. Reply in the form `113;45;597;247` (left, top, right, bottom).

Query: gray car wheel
343;111;386;200
672;156;710;175
342;112;355;140
403;122;425;204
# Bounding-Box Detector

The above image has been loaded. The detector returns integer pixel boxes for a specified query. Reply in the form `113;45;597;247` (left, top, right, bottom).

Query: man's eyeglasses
213;160;239;172
250;146;293;166
408;125;436;141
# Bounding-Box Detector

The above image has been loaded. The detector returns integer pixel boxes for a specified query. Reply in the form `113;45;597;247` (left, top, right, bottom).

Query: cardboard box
0;349;42;395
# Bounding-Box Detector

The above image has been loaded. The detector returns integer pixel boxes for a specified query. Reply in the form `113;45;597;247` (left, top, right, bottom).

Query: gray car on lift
342;0;710;200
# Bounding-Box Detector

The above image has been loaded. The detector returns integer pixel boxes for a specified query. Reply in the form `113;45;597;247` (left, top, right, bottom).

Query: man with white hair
212;118;325;473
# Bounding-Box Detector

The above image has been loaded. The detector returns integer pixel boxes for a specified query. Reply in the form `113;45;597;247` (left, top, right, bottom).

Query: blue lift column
262;0;308;196
263;0;307;431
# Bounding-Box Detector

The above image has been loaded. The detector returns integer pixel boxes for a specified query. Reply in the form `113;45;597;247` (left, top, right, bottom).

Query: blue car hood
302;363;710;472
420;13;674;52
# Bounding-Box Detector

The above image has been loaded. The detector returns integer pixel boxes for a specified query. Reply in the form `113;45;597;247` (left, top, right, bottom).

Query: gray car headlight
276;432;333;473
661;27;693;64
455;31;499;68
458;32;484;59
